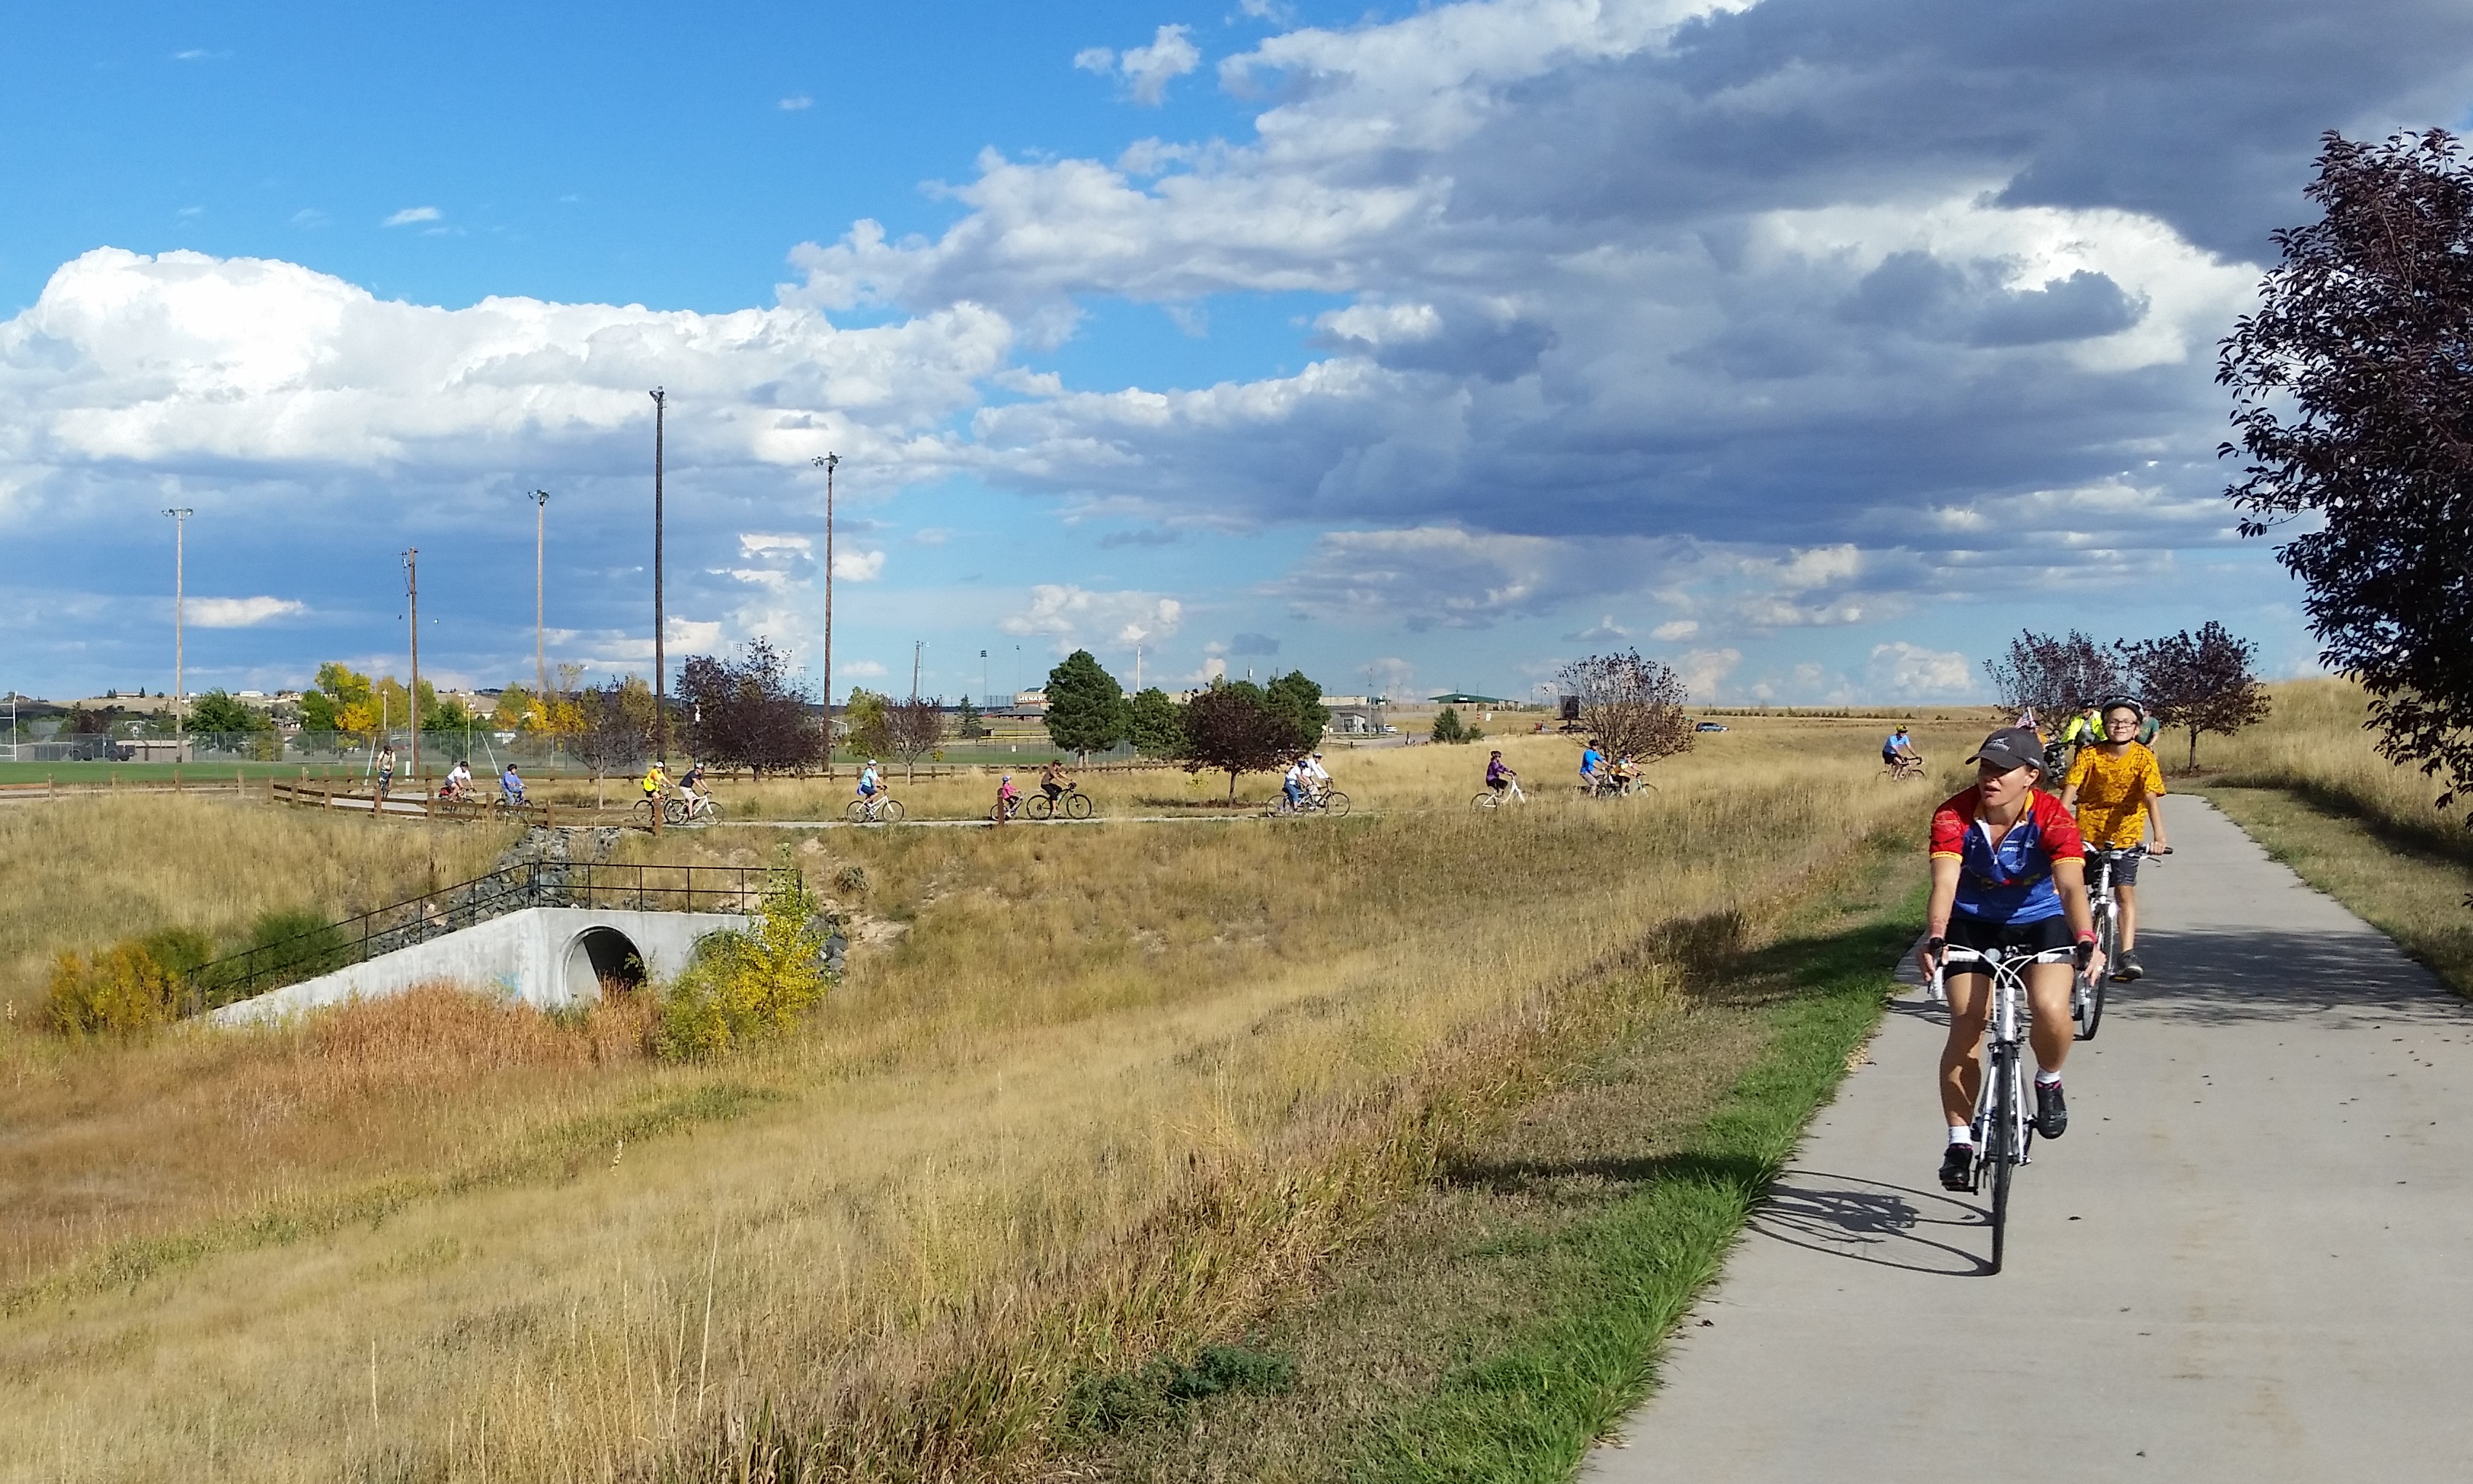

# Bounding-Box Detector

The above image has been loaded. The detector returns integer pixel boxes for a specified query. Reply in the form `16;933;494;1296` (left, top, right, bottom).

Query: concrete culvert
565;926;646;1003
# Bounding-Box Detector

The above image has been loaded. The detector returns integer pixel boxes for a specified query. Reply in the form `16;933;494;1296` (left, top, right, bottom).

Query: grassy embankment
2185;676;2473;999
0;718;1966;1482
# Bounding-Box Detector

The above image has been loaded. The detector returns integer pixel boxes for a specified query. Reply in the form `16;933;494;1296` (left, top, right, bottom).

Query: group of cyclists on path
1916;697;2172;1193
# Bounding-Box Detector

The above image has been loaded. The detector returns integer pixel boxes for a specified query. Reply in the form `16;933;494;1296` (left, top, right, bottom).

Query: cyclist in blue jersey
1916;726;2103;1191
1579;739;1603;789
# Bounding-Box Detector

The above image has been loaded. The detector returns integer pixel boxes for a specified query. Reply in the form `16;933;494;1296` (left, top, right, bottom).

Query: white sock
1947;1125;1974;1147
2035;1068;2062;1087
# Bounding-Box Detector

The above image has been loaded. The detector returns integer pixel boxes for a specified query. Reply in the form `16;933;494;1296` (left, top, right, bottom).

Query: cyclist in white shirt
1282;757;1306;811
1302;752;1331;800
443;758;475;799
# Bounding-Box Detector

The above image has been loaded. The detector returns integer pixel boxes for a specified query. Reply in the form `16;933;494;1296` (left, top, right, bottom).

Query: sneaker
2034;1079;2068;1138
2111;948;2145;983
1939;1143;1974;1191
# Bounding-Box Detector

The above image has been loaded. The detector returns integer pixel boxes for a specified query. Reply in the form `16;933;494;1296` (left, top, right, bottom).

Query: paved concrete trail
1584;796;2473;1483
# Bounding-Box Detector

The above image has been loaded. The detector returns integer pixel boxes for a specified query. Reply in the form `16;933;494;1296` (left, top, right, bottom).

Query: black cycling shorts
2087;847;2143;887
1946;913;2074;957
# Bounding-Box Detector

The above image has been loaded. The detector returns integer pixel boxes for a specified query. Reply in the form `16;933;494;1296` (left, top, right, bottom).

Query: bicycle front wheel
2078;909;2113;1041
1065;793;1093;820
1988;1047;2017;1274
1323;791;1351;817
878;799;905;824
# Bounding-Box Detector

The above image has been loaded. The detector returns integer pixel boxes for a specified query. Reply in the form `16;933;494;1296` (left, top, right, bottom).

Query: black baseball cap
1965;726;2047;774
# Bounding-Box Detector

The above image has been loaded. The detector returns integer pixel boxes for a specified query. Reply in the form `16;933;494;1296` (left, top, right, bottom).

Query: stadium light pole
811;452;838;761
529;490;549;705
164;507;192;755
404;547;421;787
648;389;669;765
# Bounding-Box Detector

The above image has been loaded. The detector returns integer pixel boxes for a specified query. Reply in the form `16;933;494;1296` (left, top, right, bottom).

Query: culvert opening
565;926;646;1001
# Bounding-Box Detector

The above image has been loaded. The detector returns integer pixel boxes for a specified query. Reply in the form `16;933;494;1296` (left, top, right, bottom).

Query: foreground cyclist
1918;726;2104;1191
2062;697;2171;981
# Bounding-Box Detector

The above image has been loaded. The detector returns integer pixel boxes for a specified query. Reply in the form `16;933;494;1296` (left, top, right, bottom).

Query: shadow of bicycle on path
1747;1170;1993;1277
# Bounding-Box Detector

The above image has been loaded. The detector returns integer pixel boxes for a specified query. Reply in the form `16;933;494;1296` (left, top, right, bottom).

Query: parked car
1694;721;1729;733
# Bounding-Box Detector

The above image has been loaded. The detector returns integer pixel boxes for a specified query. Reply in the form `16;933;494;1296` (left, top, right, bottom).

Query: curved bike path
1584;795;2473;1482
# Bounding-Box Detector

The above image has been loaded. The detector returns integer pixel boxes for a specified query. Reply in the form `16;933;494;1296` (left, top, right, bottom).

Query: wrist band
2075;929;2097;943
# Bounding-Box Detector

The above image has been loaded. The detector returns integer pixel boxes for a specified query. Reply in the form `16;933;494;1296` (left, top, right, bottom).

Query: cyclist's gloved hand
2073;935;2096;972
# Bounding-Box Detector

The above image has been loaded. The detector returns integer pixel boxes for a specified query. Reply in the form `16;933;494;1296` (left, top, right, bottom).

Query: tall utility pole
404;548;421;788
980;649;989;706
910;640;923;699
163;508;192;756
648;389;669;764
529;490;549;704
811;453;838;758
1135;643;1143;691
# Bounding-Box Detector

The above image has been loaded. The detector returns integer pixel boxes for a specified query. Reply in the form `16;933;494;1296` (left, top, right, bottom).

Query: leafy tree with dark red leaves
1981;631;2122;726
1175;680;1295;802
2221;129;2473;814
1557;650;1694;770
2121;622;2272;770
678;638;822;777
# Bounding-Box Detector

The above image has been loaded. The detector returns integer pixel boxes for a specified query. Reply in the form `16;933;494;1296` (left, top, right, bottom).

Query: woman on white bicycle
1917;726;2103;1191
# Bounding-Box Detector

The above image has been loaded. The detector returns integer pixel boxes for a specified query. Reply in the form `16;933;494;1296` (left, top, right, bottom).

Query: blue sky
4;1;2471;707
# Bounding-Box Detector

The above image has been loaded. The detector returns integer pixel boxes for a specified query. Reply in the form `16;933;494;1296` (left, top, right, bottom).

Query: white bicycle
1936;942;2082;1274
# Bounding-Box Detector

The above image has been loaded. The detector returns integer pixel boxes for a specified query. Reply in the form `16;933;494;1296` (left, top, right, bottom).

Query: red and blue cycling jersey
1929;786;2084;924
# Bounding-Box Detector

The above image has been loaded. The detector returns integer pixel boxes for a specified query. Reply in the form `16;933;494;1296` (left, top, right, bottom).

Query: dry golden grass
2202;676;2472;857
0;794;517;1024
2183;676;2473;1000
0;718;1977;1482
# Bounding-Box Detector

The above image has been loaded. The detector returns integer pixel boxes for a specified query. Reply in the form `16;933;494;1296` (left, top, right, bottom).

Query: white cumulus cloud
1001;584;1183;649
1076;25;1202;106
187;596;306;627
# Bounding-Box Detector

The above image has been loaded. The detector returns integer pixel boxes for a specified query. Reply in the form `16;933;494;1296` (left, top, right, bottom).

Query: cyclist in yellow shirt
640;759;672;808
2061;698;2171;981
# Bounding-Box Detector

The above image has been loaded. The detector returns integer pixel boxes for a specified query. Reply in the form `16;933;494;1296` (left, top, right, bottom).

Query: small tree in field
1264;670;1330;744
2122;623;2272;770
1431;707;1474;744
1559;651;1694;770
2222;129;2473;814
1126;686;1186;758
1176;681;1294;802
1982;630;2122;723
1044;650;1127;761
884;696;947;782
842;689;892;761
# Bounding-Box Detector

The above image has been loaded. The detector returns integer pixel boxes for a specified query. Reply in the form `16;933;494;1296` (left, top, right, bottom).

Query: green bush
186;907;351;1008
657;849;839;1061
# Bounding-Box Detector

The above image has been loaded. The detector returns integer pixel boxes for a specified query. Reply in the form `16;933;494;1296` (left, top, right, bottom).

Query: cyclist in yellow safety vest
640;760;671;806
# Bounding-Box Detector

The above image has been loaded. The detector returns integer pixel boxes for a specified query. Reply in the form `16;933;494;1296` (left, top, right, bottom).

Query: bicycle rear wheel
1324;790;1350;817
1065;793;1093;819
1471;792;1499;812
845;799;870;823
1026;795;1055;820
1988;1046;2017;1274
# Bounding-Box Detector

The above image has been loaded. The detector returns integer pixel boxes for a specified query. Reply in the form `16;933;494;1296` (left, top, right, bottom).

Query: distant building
1427;692;1511;707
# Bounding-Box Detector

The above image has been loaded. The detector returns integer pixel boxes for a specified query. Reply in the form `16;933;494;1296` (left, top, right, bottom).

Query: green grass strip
1349;902;1917;1483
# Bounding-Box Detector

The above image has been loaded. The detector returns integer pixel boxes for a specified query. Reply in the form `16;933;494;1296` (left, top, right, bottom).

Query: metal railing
182;861;759;1015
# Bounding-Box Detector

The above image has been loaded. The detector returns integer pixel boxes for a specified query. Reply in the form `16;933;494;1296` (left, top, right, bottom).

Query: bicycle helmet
2095;695;2145;721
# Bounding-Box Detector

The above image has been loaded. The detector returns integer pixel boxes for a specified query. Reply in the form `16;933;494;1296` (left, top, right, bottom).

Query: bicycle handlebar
1937;945;2078;967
